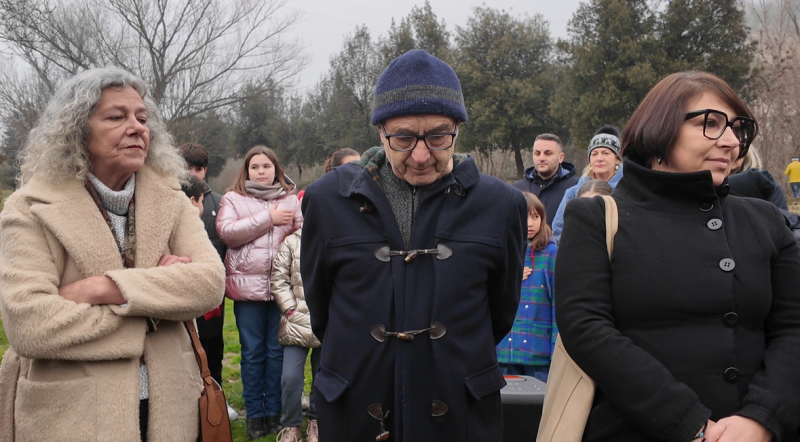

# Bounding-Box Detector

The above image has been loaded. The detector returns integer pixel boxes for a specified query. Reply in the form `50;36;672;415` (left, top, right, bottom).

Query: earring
615;165;619;170
657;157;663;165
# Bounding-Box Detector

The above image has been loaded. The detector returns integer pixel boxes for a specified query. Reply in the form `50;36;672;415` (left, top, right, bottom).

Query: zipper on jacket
267;199;274;300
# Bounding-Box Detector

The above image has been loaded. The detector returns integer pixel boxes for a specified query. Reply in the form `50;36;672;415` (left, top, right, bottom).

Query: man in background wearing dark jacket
180;142;237;420
512;134;579;225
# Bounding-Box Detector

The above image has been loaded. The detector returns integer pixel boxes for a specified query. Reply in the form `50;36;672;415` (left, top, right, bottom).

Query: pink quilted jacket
216;190;303;301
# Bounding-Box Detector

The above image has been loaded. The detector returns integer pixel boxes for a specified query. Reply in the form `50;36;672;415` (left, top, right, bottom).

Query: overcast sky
283;0;584;92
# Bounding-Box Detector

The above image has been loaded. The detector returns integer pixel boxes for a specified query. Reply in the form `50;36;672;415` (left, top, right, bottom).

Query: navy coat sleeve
555;197;712;441
487;188;527;345
734;203;800;440
300;183;332;343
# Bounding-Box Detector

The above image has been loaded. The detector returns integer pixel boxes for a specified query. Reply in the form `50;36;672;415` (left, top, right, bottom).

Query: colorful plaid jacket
496;239;558;366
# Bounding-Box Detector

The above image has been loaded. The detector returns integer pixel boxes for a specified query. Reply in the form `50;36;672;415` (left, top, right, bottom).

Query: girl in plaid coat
497;192;558;382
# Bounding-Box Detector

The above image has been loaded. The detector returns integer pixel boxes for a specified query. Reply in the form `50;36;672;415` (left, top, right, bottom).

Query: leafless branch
0;0;307;124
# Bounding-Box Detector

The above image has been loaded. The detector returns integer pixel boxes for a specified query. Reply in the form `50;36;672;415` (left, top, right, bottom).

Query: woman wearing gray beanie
552;126;624;240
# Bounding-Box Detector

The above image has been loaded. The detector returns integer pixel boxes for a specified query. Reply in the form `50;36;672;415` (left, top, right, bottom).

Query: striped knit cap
371;49;468;125
587;133;621;159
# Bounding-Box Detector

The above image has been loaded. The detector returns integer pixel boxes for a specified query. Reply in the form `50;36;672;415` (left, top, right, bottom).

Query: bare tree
747;0;800;193
0;0;306;123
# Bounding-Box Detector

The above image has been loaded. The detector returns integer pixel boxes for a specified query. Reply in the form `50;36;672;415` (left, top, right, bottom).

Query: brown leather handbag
185;320;233;442
537;195;618;442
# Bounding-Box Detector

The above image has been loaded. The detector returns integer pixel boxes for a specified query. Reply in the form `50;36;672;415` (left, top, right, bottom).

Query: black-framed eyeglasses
380;123;459;152
684;109;756;150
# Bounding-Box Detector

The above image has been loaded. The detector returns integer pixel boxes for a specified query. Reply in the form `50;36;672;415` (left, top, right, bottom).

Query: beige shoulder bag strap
537;195;618;442
602;195;618;258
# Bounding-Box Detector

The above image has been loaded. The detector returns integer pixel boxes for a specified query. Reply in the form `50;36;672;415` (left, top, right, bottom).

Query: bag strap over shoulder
600;195;618;259
537;195;619;442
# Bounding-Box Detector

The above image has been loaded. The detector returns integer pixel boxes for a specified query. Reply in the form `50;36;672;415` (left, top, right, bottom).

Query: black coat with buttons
556;159;800;442
300;154;527;442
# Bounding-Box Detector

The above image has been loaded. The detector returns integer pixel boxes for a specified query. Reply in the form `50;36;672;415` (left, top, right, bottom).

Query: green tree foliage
554;0;755;150
170;113;232;179
232;84;291;158
553;0;660;150
380;1;451;63
281;95;322;183
659;0;755;94
310;25;382;159
453;7;559;178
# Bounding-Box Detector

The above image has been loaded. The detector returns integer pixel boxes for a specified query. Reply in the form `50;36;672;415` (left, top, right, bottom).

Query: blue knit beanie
371;49;468;125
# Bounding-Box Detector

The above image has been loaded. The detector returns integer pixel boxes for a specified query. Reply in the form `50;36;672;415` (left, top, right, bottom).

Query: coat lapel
26;166;183;277
28;176;124;277
132;166;182;268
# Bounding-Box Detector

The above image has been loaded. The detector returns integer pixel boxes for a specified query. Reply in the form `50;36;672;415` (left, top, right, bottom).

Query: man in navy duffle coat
300;49;527;442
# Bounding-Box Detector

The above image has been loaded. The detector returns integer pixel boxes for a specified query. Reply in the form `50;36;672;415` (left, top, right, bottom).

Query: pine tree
380;1;451;64
659;0;755;94
552;0;660;149
453;7;559;178
309;26;383;157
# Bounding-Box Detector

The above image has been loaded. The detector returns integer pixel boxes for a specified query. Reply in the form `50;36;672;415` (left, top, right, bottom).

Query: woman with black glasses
555;71;800;442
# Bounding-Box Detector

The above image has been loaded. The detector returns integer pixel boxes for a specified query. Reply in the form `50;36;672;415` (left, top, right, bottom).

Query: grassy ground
0;315;7;358
224;298;315;442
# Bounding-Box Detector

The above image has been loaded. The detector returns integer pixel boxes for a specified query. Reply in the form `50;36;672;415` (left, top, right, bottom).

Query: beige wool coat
271;230;319;348
0;165;226;442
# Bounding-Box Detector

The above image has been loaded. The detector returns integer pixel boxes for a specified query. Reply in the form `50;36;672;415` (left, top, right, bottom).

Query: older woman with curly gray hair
0;66;225;442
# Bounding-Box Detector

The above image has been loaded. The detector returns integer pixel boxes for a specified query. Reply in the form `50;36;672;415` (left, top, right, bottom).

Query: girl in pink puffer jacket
216;145;302;440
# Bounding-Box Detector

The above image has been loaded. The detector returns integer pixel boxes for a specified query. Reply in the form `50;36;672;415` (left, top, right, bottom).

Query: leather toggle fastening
431;400;448;417
445;184;465;196
373;244;453;262
360;202;375;213
368;404;390;441
436;244;453;260
371;322;446;343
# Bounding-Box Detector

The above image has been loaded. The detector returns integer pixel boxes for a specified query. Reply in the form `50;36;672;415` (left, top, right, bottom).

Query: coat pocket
464;362;506;400
436;231;502;248
315;364;350;403
326;235;386;248
463;363;505;442
15;376;97;441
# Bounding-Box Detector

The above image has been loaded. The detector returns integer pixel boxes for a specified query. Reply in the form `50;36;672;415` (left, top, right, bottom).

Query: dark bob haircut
621;71;758;166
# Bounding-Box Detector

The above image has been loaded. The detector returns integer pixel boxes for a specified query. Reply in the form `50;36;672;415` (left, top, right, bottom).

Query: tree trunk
297;161;303;183
514;146;525;179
